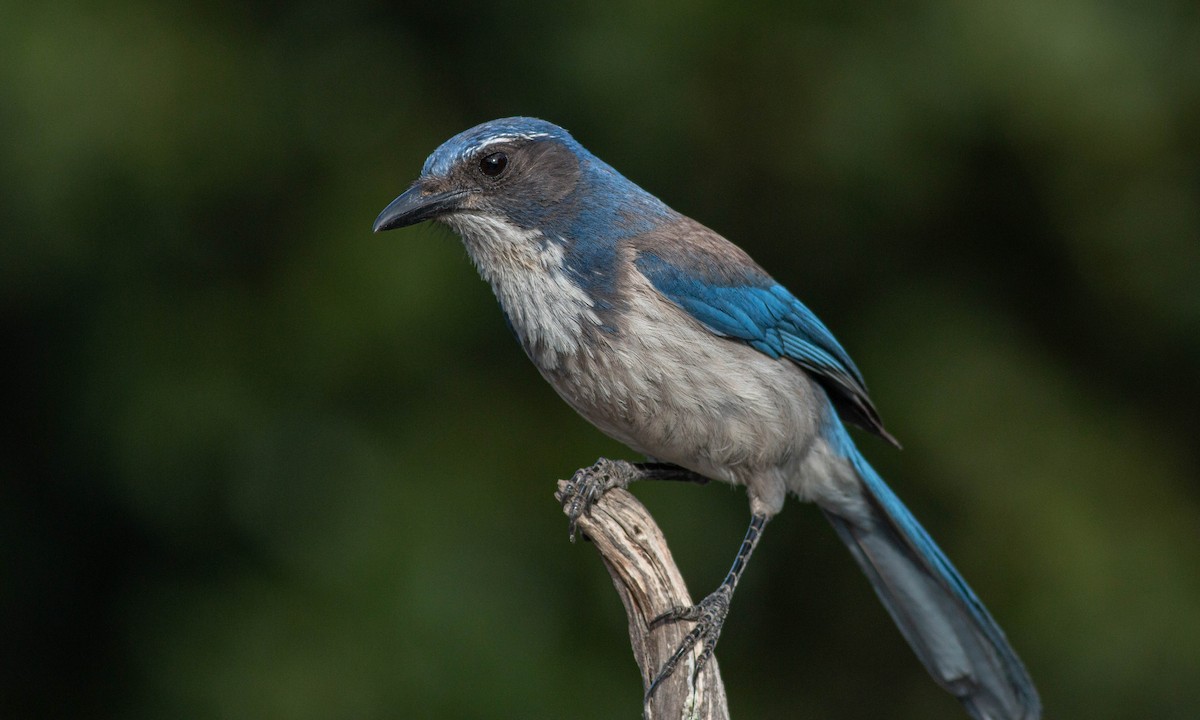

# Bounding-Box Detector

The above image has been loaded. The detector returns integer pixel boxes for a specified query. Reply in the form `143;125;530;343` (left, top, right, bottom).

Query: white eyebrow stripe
473;132;551;151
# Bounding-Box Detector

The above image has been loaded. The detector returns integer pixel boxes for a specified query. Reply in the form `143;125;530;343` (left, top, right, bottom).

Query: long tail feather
822;429;1041;720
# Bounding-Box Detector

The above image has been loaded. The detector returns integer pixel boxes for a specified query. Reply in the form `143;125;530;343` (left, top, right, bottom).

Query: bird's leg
562;459;709;542
644;512;769;700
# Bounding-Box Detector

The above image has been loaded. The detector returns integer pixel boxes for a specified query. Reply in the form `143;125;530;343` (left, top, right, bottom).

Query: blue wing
635;249;898;445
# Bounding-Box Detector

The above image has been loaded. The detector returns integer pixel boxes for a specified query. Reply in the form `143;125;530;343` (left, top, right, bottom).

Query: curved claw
561;458;636;542
648;603;700;630
644;586;732;699
644;622;706;700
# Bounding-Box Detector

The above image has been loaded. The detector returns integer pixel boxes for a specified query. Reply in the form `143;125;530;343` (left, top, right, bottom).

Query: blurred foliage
2;0;1199;718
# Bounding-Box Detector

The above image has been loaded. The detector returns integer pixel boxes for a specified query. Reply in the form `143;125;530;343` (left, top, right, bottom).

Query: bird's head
373;117;588;234
372;117;671;240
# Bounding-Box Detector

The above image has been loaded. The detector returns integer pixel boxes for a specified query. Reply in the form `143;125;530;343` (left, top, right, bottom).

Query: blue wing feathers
634;250;860;378
635;248;897;443
672;296;749;341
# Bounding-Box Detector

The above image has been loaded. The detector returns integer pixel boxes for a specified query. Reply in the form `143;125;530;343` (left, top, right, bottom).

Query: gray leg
645;512;768;700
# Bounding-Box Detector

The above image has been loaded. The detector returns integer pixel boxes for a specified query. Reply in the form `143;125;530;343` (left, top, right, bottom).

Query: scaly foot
561;458;639;542
644;584;733;699
561;459;708;542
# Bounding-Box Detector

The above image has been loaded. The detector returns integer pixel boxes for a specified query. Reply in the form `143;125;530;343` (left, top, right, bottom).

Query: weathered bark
556;481;730;720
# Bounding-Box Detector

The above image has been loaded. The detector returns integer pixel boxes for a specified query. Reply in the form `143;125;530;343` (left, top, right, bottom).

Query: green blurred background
3;1;1199;718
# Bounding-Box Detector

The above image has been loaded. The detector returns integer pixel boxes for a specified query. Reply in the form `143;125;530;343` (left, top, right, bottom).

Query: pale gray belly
539;292;829;515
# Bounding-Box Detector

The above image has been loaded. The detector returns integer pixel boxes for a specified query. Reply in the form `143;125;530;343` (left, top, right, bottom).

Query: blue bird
373;117;1040;719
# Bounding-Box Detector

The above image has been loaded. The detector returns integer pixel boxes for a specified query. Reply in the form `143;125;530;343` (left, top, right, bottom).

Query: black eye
479;151;508;178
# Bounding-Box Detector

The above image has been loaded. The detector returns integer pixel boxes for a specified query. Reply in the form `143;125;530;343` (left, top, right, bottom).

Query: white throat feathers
444;213;601;368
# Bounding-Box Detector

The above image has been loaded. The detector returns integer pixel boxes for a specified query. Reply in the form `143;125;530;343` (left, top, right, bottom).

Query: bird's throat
444;213;600;368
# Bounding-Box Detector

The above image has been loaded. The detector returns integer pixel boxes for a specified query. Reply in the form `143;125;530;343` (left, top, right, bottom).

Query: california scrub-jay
373;117;1040;720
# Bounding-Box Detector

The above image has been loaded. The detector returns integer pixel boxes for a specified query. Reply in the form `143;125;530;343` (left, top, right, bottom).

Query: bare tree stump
556;481;730;720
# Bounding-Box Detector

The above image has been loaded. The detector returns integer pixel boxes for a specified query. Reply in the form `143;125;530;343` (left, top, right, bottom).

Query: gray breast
540;272;826;498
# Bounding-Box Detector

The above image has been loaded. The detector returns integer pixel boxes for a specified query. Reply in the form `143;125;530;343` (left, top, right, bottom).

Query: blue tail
823;424;1041;720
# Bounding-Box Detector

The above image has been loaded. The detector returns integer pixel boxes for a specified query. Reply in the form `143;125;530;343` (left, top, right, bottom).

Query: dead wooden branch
556;481;730;720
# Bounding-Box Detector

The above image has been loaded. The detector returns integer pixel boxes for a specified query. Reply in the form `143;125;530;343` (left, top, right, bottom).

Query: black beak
372;184;467;233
